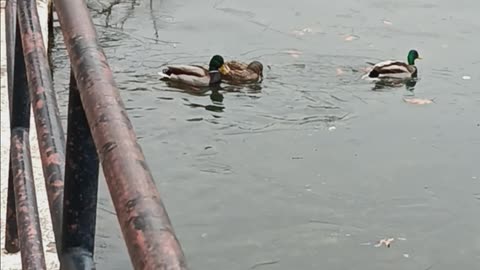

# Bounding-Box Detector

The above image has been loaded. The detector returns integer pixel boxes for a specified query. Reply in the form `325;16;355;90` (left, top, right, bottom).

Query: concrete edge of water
1;0;60;268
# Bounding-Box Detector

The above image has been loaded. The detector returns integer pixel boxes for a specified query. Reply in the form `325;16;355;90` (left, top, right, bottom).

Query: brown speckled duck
219;60;264;84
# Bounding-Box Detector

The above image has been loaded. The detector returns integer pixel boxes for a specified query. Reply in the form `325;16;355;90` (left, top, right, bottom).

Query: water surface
51;0;480;269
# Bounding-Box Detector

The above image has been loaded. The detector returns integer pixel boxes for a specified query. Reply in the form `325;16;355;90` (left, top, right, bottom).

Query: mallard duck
219;60;264;84
158;55;228;87
362;50;422;80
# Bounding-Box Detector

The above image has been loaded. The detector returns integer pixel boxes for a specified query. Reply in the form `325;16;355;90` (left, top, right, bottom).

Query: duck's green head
407;50;422;65
209;55;225;71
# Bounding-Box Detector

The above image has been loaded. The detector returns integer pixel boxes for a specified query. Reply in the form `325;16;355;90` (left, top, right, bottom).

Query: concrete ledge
1;0;60;268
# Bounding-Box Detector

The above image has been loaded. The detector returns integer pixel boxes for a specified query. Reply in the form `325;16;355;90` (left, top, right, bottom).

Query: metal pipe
53;0;187;268
17;0;66;252
61;70;99;269
5;0;16;104
11;127;47;270
4;16;31;254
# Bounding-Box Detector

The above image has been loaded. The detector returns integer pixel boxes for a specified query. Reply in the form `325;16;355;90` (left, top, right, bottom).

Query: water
50;0;480;269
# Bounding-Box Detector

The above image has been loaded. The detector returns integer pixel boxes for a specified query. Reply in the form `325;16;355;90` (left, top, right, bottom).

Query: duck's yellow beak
417;56;423;60
219;64;230;75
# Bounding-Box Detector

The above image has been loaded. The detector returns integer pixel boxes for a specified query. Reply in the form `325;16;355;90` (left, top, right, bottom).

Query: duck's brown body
220;61;264;84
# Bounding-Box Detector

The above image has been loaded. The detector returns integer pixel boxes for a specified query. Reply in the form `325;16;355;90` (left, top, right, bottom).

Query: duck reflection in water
371;77;418;92
180;84;225;112
205;85;225;112
164;77;264;112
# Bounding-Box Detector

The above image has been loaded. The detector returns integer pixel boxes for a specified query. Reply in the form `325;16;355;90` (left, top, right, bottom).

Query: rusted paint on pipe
4;0;18;253
4;14;31;254
17;0;66;252
53;0;187;268
11;128;47;270
5;169;19;253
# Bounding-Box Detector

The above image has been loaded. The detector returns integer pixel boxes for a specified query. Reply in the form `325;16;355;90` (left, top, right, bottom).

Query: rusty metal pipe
11;127;47;270
5;167;19;253
53;0;187;268
4;0;18;253
4;16;30;253
17;0;66;253
61;70;99;269
5;0;16;104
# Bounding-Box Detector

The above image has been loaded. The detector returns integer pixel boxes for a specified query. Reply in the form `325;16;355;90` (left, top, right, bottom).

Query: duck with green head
362;50;422;80
158;55;228;87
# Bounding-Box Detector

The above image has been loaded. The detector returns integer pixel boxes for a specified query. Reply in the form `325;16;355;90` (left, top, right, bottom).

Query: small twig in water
424;264;434;270
330;94;348;102
250;260;280;269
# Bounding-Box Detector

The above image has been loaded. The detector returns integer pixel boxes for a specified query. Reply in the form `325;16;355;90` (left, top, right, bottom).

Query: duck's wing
225;61;249;71
166;74;210;87
163;64;208;77
372;60;412;74
222;70;260;84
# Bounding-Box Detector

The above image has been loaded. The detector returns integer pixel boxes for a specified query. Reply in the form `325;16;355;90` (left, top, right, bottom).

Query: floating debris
336;68;344;76
344;35;359;41
375;237;394;248
403;98;434;105
250;260;280;269
283;49;302;58
383;20;393;25
291;27;314;37
328;126;337;131
403;254;410;258
462;75;471;80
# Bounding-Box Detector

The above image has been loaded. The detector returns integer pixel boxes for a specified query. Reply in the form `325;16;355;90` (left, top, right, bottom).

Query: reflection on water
371;77;419;92
48;0;480;269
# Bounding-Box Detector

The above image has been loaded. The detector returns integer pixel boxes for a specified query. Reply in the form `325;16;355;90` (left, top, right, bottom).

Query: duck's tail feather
158;71;171;80
361;70;380;81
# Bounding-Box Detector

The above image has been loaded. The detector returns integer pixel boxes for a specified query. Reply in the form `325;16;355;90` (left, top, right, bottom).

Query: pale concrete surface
1;0;59;268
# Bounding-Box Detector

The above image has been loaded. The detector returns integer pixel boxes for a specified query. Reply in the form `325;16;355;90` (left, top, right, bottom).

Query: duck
219;60;264;84
158;55;228;87
362;50;422;80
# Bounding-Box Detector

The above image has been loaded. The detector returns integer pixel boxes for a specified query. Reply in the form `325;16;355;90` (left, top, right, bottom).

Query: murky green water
51;0;480;269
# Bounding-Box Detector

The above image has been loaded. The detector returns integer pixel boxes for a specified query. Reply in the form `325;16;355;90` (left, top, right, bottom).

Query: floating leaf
403;98;434;105
336;68;344;76
344;35;359;41
375;238;394;248
283;49;302;58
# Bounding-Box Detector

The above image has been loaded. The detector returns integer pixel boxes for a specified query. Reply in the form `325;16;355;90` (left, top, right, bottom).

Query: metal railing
3;0;187;268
